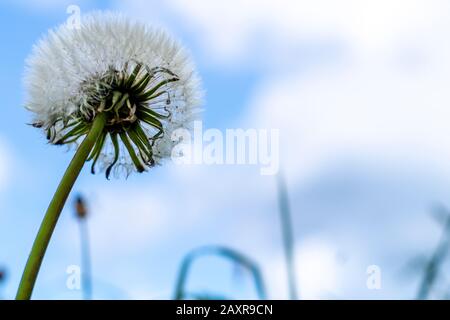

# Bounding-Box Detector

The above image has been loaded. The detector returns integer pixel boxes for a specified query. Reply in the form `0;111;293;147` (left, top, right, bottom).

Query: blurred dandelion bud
75;195;88;219
0;268;6;283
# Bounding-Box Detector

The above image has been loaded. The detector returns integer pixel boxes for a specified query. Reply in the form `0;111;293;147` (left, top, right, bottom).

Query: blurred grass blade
173;245;267;300
277;172;298;300
416;205;450;300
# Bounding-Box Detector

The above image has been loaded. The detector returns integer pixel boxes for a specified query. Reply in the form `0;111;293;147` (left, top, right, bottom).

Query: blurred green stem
174;246;266;300
16;113;106;300
416;212;450;299
277;173;298;300
79;218;92;300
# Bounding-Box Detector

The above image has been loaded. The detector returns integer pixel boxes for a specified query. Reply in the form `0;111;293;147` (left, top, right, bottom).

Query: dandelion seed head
25;11;202;178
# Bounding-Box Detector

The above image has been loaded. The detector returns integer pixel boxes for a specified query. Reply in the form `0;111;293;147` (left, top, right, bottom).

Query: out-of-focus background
2;0;450;299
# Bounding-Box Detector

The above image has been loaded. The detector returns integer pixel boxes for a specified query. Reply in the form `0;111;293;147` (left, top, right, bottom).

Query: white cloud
71;163;276;258
117;0;450;67
68;184;171;256
245;59;450;181
295;239;340;299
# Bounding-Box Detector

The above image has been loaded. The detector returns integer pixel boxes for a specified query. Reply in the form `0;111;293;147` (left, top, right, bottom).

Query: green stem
119;132;145;172
16;113;106;300
79;218;92;300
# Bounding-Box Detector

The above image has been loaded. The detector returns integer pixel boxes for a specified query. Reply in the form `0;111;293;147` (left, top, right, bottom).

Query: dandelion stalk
75;195;93;300
16;113;106;300
18;12;202;299
79;219;92;300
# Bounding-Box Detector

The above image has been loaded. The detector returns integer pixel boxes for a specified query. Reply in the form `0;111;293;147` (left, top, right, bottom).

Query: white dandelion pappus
24;11;202;178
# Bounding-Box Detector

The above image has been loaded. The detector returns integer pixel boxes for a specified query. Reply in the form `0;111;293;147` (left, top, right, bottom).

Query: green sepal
139;77;179;101
89;132;106;174
119;132;145;173
126;63;143;88
131;72;151;94
105;132;120;180
127;127;152;164
55;122;88;145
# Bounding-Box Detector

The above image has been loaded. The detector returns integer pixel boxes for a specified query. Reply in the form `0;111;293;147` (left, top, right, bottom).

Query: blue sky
2;0;450;299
